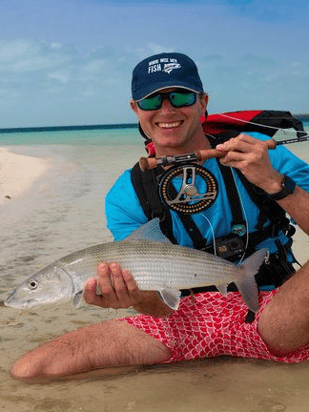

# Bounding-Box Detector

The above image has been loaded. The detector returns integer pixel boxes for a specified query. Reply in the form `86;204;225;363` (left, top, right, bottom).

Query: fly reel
158;163;218;214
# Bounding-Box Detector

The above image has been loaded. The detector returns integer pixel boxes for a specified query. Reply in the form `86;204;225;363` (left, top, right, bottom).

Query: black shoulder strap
131;162;163;219
131;162;208;249
216;160;246;230
131;162;178;243
235;170;288;232
208;131;288;233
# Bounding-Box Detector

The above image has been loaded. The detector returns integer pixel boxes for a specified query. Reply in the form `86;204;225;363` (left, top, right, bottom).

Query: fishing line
213;113;309;145
201;213;217;256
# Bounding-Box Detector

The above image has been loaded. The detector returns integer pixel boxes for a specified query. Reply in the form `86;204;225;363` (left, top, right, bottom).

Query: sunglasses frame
137;89;197;111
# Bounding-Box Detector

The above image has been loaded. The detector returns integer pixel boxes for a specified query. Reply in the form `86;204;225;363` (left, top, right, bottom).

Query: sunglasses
137;90;197;111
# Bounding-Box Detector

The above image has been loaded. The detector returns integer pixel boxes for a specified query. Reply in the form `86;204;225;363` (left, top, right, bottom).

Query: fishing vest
131;110;305;289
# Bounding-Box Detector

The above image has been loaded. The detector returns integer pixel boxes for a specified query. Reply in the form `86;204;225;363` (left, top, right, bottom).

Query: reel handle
139;139;276;172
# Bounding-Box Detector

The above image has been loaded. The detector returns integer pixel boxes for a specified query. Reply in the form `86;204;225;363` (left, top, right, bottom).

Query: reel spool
158;163;218;214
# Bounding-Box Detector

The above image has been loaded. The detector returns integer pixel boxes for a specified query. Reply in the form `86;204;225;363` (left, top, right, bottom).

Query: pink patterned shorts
120;291;309;364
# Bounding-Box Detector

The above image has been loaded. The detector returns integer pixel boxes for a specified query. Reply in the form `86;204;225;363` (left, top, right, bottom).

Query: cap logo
148;57;181;74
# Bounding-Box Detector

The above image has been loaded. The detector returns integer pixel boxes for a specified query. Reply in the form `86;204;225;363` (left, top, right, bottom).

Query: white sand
0;147;49;205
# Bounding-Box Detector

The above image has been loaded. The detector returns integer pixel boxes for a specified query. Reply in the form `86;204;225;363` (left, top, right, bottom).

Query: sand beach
0;147;50;206
0;136;309;412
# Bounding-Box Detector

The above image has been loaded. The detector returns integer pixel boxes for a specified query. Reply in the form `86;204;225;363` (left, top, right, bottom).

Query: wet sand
0;142;309;412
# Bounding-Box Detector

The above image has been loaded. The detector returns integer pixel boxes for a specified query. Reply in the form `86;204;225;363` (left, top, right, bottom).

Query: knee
11;353;41;381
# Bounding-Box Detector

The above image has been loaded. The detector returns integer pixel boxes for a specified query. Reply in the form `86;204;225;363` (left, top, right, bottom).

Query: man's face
131;88;208;155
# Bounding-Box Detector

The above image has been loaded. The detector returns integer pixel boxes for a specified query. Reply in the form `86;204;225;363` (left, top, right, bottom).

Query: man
11;52;309;381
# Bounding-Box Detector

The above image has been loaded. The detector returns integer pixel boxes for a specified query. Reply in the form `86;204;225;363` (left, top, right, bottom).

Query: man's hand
83;262;175;317
216;133;283;194
84;262;143;309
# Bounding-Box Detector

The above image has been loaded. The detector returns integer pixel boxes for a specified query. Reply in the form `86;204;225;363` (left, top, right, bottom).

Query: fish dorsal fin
125;218;172;244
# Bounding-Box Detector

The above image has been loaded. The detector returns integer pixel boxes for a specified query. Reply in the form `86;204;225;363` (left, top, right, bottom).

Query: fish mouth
4;289;16;304
4;290;28;310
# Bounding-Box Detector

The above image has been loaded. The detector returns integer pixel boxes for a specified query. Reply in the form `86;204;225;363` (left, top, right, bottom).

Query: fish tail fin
236;248;267;313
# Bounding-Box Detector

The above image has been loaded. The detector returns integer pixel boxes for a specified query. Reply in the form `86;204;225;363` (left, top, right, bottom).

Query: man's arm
216;133;309;235
84;262;175;318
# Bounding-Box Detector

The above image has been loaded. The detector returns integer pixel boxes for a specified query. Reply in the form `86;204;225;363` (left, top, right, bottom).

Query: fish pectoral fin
157;289;181;311
216;283;228;296
72;290;83;308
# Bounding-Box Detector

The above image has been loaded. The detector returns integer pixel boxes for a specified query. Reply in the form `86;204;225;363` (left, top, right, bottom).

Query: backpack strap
131;162;163;220
131;162;176;243
131;162;208;249
216;160;246;234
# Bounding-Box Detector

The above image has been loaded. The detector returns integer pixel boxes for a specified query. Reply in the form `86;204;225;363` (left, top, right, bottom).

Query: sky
0;0;308;128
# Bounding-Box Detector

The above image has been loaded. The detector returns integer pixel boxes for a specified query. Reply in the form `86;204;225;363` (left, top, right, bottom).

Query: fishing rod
273;135;309;145
139;139;277;172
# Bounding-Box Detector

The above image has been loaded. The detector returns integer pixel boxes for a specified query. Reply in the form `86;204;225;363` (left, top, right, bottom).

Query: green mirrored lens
137;91;196;110
138;95;162;110
170;92;196;107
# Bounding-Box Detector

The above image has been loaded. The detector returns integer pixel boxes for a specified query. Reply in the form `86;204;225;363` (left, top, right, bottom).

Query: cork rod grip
139;139;276;172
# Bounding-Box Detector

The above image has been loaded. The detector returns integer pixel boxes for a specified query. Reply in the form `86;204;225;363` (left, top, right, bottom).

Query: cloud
0;39;172;126
0;0;308;126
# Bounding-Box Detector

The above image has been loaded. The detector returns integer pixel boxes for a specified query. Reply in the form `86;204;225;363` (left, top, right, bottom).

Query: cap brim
133;82;203;101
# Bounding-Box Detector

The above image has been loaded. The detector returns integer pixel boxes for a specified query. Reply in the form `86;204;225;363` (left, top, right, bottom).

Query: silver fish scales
5;219;267;312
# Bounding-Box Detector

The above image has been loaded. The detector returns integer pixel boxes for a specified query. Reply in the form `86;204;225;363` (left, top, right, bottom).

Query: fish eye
28;281;38;290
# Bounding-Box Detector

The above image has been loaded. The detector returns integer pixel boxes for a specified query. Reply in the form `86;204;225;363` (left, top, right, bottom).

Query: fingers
216;133;257;152
83;276;104;307
216;133;270;167
84;262;141;309
215;133;281;190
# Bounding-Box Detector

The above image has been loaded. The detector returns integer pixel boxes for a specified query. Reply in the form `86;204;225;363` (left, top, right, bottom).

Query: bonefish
5;219;266;312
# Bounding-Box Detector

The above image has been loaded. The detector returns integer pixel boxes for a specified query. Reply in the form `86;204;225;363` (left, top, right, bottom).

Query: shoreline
0;147;50;206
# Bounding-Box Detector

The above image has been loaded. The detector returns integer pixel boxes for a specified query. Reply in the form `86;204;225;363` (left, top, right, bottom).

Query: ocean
0;125;141;145
1;122;309;411
0;119;308;145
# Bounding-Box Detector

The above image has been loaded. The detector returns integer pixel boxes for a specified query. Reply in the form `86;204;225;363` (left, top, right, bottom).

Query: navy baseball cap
131;52;204;101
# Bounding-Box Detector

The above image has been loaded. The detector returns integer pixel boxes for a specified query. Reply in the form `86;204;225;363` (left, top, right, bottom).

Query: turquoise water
0;120;308;146
0;126;141;145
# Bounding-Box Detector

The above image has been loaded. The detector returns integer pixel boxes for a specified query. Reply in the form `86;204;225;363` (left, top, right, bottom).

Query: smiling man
130;54;210;156
11;52;309;381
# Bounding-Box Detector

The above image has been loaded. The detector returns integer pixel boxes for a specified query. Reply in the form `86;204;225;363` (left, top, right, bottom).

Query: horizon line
1;113;308;134
0;122;138;134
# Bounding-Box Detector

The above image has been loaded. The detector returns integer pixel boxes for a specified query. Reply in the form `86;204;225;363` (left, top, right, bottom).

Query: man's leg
11;319;171;381
258;259;309;354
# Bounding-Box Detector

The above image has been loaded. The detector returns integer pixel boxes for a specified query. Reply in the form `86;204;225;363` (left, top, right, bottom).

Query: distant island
0;123;138;134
